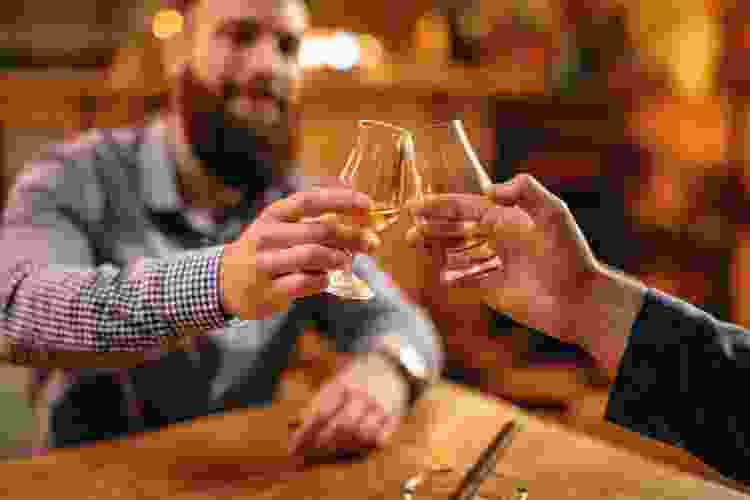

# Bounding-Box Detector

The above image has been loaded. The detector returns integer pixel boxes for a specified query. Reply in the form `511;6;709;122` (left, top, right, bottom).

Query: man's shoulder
9;125;151;216
48;126;146;164
19;125;150;188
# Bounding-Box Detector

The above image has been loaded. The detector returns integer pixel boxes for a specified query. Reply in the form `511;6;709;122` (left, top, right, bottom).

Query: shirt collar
137;116;184;212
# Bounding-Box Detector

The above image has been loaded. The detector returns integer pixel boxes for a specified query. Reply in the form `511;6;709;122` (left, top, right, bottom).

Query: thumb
490;174;560;217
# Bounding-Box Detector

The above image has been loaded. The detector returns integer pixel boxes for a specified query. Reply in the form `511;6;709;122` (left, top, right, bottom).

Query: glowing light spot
152;9;183;40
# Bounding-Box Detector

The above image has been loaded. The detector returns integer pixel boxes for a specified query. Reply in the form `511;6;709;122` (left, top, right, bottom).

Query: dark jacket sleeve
606;288;750;481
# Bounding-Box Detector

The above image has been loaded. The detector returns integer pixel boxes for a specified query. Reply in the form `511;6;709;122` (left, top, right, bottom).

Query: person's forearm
0;247;226;368
578;265;647;380
605;288;750;480
350;255;444;376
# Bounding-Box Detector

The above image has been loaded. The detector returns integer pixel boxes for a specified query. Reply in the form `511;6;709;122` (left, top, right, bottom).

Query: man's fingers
261;189;372;223
301;214;380;253
270;272;329;301
253;220;379;254
359;406;388;446
315;391;369;450
290;387;388;455
319;222;380;254
249;222;333;249
256;245;350;277
249;272;327;317
289;388;347;455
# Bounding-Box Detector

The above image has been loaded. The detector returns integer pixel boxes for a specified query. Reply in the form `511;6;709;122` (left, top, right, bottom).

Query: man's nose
237;35;285;80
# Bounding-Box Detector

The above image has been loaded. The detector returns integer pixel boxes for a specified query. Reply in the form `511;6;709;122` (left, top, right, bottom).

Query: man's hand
220;188;379;320
407;174;645;374
288;352;408;457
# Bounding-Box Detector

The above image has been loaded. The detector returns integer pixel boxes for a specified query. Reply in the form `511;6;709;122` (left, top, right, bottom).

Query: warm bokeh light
152;8;183;40
300;31;382;71
626;1;718;95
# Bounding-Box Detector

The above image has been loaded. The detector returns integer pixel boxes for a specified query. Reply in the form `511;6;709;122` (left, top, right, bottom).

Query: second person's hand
406;174;643;357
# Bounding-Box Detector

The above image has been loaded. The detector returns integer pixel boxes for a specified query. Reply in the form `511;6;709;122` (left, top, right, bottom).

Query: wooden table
0;368;748;500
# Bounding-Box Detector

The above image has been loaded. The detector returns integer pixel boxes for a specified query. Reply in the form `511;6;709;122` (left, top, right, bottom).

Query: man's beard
178;67;291;195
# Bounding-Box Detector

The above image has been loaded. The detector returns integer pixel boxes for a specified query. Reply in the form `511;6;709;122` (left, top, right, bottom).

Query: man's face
175;0;307;190
189;0;305;130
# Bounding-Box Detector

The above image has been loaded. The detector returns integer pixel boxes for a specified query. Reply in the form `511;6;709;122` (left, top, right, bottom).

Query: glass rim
357;119;412;136
420;118;465;129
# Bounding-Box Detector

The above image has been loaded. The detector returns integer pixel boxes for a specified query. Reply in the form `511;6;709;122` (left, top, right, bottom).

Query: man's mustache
221;80;287;109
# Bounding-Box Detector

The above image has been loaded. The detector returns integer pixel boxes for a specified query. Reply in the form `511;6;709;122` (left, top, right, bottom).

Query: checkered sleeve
0;247;227;368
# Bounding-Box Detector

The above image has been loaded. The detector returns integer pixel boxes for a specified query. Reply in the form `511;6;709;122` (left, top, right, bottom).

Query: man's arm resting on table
310;255;443;408
287;255;443;455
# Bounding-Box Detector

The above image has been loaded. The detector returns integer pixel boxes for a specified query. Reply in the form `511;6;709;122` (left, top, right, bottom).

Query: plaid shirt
0;117;442;450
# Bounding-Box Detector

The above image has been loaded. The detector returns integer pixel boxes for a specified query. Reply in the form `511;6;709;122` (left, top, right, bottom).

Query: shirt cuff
161;246;227;335
604;288;690;447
